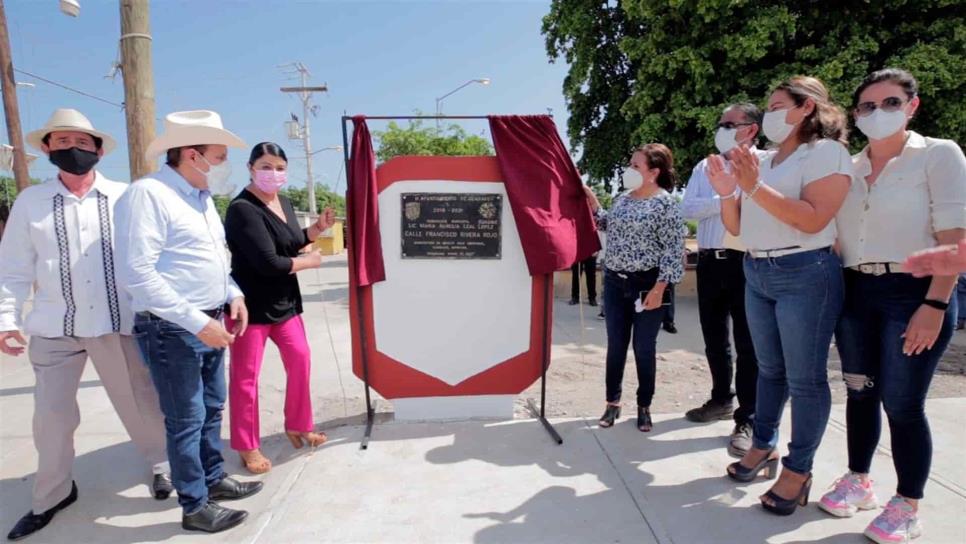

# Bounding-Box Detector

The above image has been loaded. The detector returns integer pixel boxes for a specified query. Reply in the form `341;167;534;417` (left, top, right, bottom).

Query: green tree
279;185;346;217
372;119;494;162
544;0;965;190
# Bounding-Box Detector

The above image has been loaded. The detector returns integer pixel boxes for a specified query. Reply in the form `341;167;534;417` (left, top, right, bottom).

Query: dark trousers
696;249;758;424
663;284;675;325
570;256;598;302
603;269;665;407
134;314;227;514
835;269;956;499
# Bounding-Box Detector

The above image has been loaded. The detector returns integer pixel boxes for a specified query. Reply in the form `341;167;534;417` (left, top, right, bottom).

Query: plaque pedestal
393;395;514;421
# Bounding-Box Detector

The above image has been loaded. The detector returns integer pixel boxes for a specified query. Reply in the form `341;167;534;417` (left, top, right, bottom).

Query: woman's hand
902;305;945;356
643;287;664;311
730;145;760;193
315;208;336;232
706;154;738;197
583;185;601;212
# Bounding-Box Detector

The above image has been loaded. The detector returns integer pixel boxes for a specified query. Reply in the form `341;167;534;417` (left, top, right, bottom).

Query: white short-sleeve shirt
740;139;853;251
836;131;966;267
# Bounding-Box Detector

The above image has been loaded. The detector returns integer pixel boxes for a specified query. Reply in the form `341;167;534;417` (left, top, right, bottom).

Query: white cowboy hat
145;110;246;162
26;108;116;154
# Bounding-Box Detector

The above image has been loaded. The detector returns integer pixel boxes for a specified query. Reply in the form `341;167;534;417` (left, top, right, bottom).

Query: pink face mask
253;169;287;193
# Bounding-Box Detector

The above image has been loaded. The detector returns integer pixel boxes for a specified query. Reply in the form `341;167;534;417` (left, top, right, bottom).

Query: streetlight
59;0;80;17
435;78;490;129
309;144;343;157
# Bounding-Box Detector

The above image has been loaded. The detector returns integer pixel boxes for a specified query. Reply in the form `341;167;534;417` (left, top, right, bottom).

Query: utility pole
280;62;327;215
0;0;31;192
118;0;156;180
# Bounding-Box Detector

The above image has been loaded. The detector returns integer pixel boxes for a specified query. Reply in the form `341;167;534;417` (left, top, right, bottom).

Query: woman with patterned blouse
584;143;685;432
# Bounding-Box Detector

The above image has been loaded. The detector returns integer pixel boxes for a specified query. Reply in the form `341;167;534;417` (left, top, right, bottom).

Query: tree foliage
372;120;494;162
544;0;965;191
212;185;346;221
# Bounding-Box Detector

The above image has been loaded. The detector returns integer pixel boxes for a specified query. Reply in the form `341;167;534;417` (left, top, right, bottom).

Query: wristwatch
922;299;949;311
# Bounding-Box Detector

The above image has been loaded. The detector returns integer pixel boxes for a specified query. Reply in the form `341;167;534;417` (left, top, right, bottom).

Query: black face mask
49;147;100;176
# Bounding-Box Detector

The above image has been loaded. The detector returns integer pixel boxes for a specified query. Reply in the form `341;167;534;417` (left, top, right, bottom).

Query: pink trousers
225;314;313;451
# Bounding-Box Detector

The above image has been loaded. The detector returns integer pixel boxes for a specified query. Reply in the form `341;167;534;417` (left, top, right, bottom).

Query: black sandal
761;473;812;516
599;404;621;428
637;406;652;432
727;448;779;482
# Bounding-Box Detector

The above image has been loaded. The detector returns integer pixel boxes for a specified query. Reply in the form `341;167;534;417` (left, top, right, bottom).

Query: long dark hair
636;143;678;191
248;142;288;166
852;68;918;108
774;76;848;145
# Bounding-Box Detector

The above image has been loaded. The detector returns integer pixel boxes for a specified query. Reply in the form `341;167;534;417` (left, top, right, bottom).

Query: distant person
223;142;335;474
116;110;262;534
1;109;170;541
680;103;762;459
569;254;598;306
708;77;851;517
584;143;685;433
819;69;965;544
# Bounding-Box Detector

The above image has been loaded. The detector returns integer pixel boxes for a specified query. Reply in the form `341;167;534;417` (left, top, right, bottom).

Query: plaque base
392;395;515;421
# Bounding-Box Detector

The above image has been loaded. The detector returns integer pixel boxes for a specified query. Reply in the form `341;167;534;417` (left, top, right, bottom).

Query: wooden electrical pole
119;0;156;180
0;0;31;192
280;62;327;215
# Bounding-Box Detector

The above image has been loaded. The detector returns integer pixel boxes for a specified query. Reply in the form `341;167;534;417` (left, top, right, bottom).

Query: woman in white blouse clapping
817;69;966;544
707;76;852;516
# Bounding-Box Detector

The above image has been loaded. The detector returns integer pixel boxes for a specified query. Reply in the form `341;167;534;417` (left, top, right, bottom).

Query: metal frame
341;114;562;448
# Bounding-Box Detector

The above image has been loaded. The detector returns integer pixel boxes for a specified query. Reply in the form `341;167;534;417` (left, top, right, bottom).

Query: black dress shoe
207;477;263;502
182;502;248;533
568;298;579;305
662;322;678;334
152;473;174;500
7;481;78;541
588;298;598;307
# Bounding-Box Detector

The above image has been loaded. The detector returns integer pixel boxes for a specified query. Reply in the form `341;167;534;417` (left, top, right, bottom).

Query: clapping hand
706;154;737;197
730;145;760;192
316;208;336;232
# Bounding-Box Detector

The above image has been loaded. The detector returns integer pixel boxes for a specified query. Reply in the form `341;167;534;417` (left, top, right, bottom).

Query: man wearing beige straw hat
0;109;172;541
115;110;261;534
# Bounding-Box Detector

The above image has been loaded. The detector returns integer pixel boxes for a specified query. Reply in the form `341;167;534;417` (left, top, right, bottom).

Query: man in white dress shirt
0;109;171;541
115;110;260;534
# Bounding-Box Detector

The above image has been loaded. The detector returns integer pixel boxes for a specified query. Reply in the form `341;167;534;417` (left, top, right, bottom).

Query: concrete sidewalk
1;254;964;543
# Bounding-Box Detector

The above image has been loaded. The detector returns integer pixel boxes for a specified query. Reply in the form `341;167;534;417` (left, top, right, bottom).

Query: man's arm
0;196;36;333
680;163;722;221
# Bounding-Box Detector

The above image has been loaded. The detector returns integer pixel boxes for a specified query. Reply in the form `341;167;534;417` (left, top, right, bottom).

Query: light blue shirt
115;165;242;334
680;157;727;250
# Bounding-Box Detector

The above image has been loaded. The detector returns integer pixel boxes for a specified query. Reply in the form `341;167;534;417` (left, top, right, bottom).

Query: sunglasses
716;122;754;130
855;96;908;117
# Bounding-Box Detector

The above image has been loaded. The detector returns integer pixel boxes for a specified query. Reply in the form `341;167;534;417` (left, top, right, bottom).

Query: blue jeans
603;269;666;407
835;269;956;499
956;275;966;325
134;314;227;514
743;248;843;474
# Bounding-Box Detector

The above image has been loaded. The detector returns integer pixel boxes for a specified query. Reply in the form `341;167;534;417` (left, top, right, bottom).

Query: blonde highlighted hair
774;76;849;145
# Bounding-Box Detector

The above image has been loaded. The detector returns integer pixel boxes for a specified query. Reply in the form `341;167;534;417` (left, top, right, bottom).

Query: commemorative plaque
401;193;502;259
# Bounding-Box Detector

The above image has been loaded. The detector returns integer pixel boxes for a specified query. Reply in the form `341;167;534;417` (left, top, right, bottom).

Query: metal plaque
400;192;502;259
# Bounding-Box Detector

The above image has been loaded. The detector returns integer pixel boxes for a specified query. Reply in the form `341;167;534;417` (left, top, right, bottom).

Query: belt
610;268;656;280
698;248;742;260
848;262;906;276
137;307;224;321
747;245;805;259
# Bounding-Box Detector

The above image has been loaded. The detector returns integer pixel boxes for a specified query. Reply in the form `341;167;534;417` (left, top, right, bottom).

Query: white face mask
856;108;907;141
714;127;739;154
621;167;644;191
762;108;797;144
194;154;235;195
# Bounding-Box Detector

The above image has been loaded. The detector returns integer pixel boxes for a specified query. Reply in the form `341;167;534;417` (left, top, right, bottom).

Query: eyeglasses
716;122;754;130
855;96;907;117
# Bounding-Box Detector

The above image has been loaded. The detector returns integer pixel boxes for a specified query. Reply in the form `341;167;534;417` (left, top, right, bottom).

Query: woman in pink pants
223;142;336;473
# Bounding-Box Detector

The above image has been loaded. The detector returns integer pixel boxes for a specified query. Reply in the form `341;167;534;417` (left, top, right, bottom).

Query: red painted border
349;155;551;399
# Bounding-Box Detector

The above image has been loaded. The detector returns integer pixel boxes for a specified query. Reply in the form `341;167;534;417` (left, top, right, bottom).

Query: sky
3;0;571;194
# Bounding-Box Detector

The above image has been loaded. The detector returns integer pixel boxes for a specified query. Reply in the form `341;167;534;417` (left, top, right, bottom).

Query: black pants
663;284;675;325
570;255;598;302
696;249;757;425
604;269;664;407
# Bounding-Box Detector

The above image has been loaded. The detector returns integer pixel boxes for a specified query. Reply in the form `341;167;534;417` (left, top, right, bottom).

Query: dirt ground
517;296;966;419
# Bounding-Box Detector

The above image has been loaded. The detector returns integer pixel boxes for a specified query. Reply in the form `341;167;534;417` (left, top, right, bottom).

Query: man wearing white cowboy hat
0;108;172;541
115;110;261;534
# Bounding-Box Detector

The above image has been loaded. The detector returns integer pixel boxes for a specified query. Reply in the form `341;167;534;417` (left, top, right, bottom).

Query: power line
13;68;124;109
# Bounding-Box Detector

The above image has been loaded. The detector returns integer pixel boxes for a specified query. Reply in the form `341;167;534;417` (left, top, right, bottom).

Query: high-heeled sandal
286;430;328;449
238;449;272;474
637;406;652;432
599;404;621;428
761;473;813;516
727;448;779;482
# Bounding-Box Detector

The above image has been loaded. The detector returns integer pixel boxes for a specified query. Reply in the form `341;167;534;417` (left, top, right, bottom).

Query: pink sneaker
864;496;923;544
818;472;879;517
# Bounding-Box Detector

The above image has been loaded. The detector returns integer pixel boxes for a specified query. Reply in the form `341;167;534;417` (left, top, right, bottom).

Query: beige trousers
28;333;168;513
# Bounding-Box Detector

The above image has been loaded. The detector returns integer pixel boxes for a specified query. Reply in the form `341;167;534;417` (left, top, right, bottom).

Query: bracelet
922;299;949;311
745;180;764;199
720;190;739;201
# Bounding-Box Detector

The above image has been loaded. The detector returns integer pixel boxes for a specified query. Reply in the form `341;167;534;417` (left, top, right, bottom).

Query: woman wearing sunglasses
706;76;851;516
818;69;966;544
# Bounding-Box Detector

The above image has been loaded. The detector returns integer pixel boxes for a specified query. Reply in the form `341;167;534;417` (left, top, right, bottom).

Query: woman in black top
224;142;335;474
